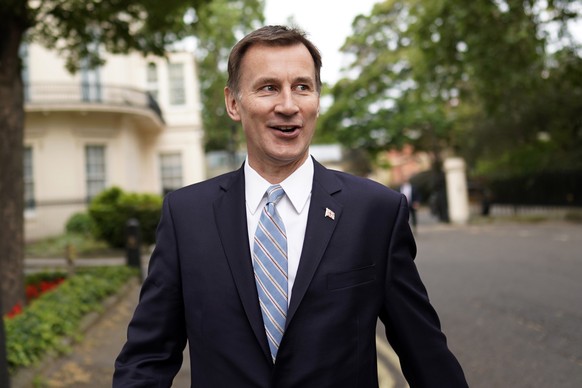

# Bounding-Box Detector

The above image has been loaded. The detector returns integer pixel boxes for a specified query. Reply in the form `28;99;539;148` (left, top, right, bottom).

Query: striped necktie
252;184;288;363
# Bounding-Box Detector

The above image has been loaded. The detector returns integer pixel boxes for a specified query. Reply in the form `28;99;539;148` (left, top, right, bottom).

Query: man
114;25;468;387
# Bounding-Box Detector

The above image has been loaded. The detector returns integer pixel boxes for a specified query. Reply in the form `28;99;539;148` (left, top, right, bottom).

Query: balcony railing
24;82;164;122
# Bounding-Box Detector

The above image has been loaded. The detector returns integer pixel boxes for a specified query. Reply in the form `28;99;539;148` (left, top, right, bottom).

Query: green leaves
320;0;582;175
25;0;206;72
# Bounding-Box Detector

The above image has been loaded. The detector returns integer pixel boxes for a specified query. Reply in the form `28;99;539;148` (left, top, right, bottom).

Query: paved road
389;219;582;387
21;217;582;387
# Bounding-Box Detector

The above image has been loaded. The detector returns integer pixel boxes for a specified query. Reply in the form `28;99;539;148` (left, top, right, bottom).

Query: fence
469;203;582;218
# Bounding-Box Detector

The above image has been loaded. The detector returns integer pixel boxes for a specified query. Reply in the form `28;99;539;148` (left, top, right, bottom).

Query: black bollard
126;218;143;279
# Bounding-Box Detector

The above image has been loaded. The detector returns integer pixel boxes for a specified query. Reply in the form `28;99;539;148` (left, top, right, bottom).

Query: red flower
5;277;66;319
5;302;23;319
26;284;40;301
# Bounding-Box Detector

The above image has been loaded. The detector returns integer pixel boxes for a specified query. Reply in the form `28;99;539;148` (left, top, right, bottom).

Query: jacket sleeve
113;196;187;388
380;195;468;387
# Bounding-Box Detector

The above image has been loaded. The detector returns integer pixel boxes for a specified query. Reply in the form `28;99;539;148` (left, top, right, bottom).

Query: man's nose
274;89;299;115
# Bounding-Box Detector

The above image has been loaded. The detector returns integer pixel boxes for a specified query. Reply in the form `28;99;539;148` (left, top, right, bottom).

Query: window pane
160;153;183;195
168;63;185;105
85;145;106;201
147;62;159;100
147;63;158;82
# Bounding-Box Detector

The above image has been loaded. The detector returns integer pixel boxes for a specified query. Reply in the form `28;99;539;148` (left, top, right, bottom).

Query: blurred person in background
400;177;421;232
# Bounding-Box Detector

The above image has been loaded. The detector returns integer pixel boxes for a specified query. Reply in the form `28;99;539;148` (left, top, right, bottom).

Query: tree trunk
0;10;27;315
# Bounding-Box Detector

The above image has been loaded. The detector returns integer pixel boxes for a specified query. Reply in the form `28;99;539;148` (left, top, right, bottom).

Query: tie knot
266;185;285;205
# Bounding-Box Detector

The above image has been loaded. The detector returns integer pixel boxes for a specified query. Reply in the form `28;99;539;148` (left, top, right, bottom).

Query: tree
195;0;264;153
319;0;582;175
411;0;582;176
318;0;459;165
0;0;208;315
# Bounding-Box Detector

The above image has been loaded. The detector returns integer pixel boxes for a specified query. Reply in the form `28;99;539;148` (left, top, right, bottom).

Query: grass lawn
26;233;124;258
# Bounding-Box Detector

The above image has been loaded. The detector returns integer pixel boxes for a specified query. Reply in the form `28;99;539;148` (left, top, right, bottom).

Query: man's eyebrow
252;76;315;87
253;77;279;87
294;76;315;85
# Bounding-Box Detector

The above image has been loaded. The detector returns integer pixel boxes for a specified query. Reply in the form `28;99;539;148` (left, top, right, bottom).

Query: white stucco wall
24;42;206;241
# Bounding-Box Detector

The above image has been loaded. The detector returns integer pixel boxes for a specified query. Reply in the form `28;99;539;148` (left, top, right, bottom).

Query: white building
22;43;206;241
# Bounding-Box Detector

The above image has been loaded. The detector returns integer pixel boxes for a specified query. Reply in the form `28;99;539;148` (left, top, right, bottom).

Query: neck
248;155;309;184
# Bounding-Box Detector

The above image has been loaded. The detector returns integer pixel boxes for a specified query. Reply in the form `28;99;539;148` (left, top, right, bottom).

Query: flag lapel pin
325;207;335;220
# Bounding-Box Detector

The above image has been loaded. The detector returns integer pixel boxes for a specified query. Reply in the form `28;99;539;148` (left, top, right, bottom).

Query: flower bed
5;273;67;319
3;266;137;373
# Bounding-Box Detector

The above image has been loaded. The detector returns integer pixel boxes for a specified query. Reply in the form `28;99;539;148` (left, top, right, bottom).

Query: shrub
88;187;162;248
4;266;137;373
65;212;95;236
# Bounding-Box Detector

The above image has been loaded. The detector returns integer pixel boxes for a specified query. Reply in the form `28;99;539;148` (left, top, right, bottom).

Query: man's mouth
271;126;299;133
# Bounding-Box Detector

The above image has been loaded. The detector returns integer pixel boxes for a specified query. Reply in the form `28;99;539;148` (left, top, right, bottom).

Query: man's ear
224;87;241;121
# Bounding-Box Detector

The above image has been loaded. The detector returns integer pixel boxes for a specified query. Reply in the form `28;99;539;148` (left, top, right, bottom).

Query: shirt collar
245;156;314;215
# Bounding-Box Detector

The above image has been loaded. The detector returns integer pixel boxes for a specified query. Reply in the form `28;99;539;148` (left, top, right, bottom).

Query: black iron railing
24;82;164;122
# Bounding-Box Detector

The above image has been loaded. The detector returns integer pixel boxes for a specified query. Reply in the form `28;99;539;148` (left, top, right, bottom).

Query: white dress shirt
245;157;314;305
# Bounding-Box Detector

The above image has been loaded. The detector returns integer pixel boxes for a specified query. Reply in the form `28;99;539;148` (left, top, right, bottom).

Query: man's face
225;43;320;176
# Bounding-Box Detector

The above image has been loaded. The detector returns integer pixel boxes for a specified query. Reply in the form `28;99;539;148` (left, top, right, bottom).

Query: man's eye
261;85;276;92
296;84;310;91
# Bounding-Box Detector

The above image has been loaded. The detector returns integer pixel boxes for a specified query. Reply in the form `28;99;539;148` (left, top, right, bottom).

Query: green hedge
4;266;137;374
88;187;162;248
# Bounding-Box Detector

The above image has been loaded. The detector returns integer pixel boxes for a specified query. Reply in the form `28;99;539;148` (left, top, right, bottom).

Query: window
24;146;35;210
159;153;183;195
168;63;186;105
146;62;159;101
80;41;102;101
85;145;106;201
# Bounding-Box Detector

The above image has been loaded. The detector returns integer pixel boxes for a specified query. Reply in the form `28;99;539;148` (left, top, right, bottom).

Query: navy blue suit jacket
113;159;467;387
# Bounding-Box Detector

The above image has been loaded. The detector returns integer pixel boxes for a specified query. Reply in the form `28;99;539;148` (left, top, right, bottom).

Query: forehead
239;43;316;84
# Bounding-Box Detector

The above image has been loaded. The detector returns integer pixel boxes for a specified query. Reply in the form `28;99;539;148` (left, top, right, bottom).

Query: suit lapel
213;162;343;357
213;168;271;361
286;161;342;327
